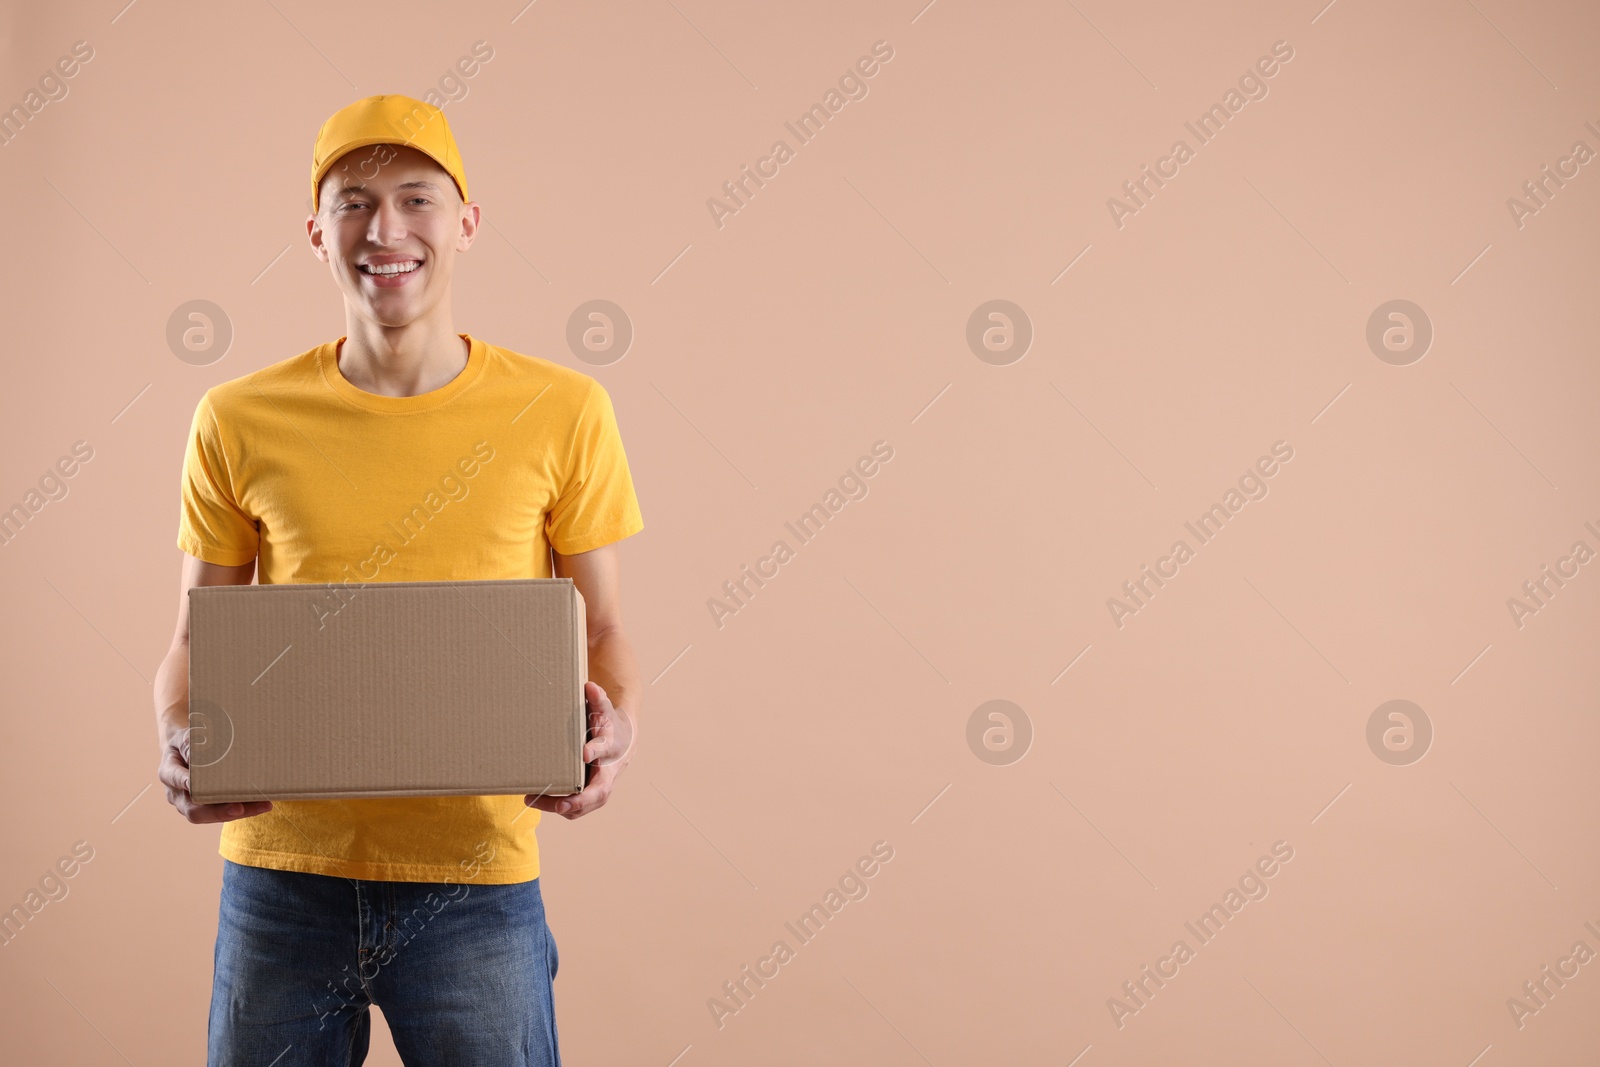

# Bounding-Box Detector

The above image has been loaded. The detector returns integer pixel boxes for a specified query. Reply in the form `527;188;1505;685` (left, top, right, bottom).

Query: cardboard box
187;578;588;804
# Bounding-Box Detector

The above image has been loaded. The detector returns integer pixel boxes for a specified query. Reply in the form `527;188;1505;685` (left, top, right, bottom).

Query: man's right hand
158;727;273;824
156;555;269;824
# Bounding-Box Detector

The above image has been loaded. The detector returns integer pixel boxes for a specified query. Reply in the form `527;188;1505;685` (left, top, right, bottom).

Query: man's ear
456;201;480;252
307;211;329;262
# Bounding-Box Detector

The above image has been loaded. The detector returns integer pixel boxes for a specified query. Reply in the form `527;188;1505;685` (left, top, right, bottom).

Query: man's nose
368;199;407;244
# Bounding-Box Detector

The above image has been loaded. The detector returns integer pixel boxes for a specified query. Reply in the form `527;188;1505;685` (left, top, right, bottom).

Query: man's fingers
583;730;618;764
181;800;274;824
526;762;616;819
525;793;588;817
157;761;187;794
157;748;195;795
586;703;636;767
161;753;272;822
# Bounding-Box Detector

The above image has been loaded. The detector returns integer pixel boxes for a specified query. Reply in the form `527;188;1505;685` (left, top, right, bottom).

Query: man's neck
336;318;471;398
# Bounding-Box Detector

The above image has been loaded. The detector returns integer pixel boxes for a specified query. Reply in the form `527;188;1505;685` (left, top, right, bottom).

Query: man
153;95;644;1066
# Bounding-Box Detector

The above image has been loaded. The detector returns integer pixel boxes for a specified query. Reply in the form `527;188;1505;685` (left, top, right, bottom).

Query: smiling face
308;143;477;330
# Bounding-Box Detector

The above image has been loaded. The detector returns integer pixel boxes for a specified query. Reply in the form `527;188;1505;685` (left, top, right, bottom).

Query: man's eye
409;197;430;205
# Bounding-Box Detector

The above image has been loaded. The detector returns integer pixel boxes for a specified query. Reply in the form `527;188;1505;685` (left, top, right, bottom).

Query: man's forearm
588;626;641;721
153;641;190;751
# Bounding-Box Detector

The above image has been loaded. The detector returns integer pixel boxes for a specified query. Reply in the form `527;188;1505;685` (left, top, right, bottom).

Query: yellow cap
310;94;469;213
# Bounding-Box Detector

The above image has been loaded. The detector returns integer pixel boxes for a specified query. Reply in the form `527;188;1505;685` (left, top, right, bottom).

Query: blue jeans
208;859;560;1066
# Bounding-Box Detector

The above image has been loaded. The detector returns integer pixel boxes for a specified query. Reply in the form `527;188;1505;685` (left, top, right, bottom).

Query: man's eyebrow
332;180;445;199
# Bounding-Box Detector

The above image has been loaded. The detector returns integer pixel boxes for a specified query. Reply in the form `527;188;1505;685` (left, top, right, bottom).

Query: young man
153;95;644;1066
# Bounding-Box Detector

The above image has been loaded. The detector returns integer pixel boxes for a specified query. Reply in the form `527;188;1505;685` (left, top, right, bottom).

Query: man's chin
348;291;427;327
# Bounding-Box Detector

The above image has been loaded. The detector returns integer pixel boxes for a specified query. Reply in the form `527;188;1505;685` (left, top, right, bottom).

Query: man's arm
527;542;640;819
153;553;274;823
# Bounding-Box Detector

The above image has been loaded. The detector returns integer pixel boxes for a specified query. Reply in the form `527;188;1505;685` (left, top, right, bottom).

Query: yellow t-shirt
176;332;643;884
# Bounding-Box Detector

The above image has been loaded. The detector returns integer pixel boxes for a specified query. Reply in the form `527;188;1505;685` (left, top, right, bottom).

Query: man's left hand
526;680;635;820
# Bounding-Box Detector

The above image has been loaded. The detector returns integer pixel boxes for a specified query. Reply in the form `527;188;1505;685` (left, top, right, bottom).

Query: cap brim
312;137;465;210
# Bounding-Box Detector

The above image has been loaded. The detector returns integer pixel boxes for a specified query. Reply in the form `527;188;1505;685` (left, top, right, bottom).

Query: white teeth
363;261;420;275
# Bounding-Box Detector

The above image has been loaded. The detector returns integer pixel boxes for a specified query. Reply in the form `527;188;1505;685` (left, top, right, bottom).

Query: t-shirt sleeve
177;390;259;566
546;379;644;555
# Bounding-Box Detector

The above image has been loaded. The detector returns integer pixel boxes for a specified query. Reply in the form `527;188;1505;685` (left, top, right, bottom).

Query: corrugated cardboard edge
572;586;588;795
185;578;591;801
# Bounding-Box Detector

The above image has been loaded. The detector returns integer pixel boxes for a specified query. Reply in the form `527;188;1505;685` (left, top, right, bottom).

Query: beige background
2;0;1597;1063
